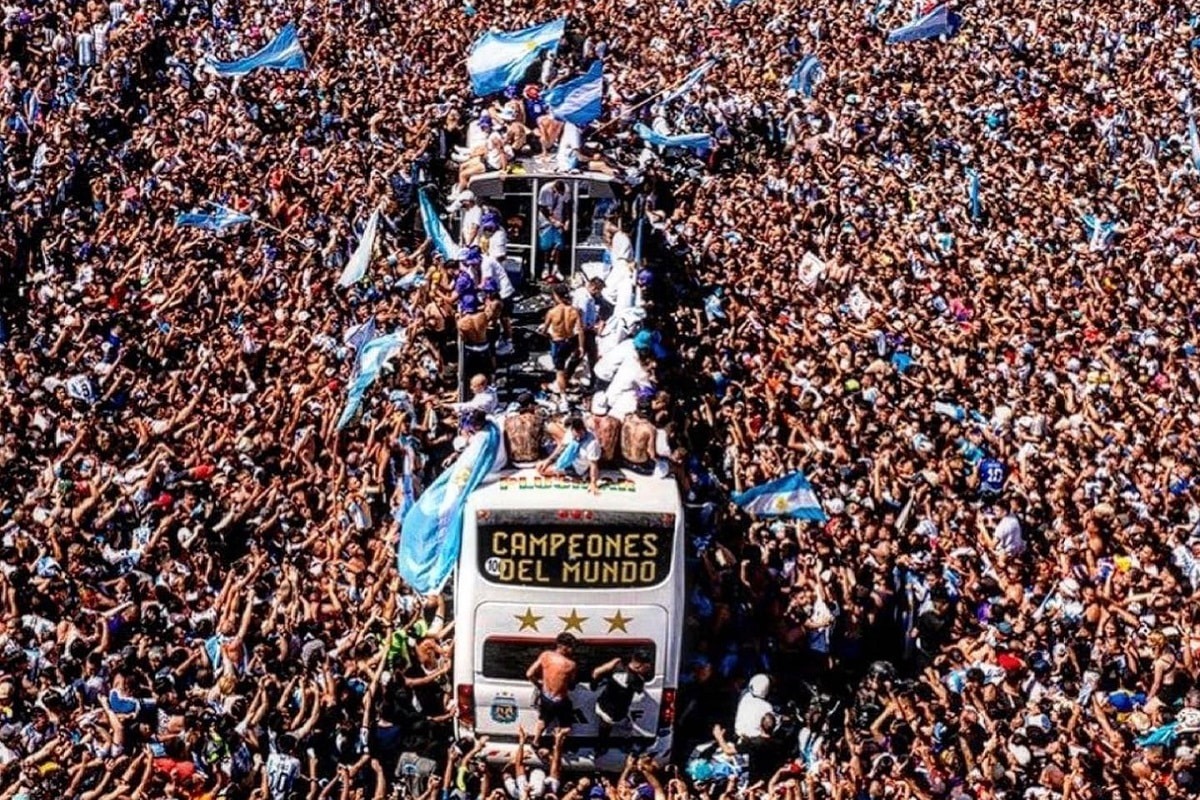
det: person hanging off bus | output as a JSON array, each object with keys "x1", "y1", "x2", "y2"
[
  {"x1": 590, "y1": 650, "x2": 653, "y2": 755},
  {"x1": 526, "y1": 632, "x2": 579, "y2": 742},
  {"x1": 538, "y1": 416, "x2": 601, "y2": 495}
]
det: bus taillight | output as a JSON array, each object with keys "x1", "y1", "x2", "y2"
[
  {"x1": 457, "y1": 684, "x2": 475, "y2": 728},
  {"x1": 658, "y1": 688, "x2": 676, "y2": 730}
]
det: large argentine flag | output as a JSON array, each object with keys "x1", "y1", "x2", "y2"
[
  {"x1": 398, "y1": 422, "x2": 502, "y2": 594},
  {"x1": 732, "y1": 471, "x2": 827, "y2": 522},
  {"x1": 886, "y1": 4, "x2": 956, "y2": 44},
  {"x1": 1189, "y1": 115, "x2": 1200, "y2": 173},
  {"x1": 634, "y1": 123, "x2": 713, "y2": 153},
  {"x1": 209, "y1": 23, "x2": 307, "y2": 77},
  {"x1": 545, "y1": 60, "x2": 604, "y2": 126},
  {"x1": 662, "y1": 60, "x2": 716, "y2": 103},
  {"x1": 467, "y1": 18, "x2": 565, "y2": 97}
]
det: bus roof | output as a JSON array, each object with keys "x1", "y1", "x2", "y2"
[
  {"x1": 466, "y1": 468, "x2": 681, "y2": 517},
  {"x1": 468, "y1": 164, "x2": 620, "y2": 201}
]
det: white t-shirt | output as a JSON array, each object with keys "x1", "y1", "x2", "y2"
[
  {"x1": 992, "y1": 514, "x2": 1026, "y2": 558},
  {"x1": 265, "y1": 752, "x2": 301, "y2": 800}
]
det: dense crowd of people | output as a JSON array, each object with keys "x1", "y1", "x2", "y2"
[{"x1": 3, "y1": 0, "x2": 1200, "y2": 797}]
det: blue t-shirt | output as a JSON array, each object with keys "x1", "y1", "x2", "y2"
[{"x1": 978, "y1": 458, "x2": 1007, "y2": 494}]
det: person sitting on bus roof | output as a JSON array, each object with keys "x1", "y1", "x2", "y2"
[
  {"x1": 503, "y1": 392, "x2": 546, "y2": 468},
  {"x1": 526, "y1": 633, "x2": 579, "y2": 742},
  {"x1": 590, "y1": 650, "x2": 653, "y2": 756},
  {"x1": 537, "y1": 416, "x2": 601, "y2": 495},
  {"x1": 586, "y1": 393, "x2": 622, "y2": 466},
  {"x1": 619, "y1": 397, "x2": 669, "y2": 479}
]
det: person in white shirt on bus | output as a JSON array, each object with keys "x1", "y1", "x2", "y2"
[
  {"x1": 537, "y1": 416, "x2": 601, "y2": 495},
  {"x1": 479, "y1": 217, "x2": 516, "y2": 355}
]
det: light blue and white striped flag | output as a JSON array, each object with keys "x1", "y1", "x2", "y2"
[
  {"x1": 789, "y1": 55, "x2": 823, "y2": 98},
  {"x1": 174, "y1": 206, "x2": 251, "y2": 231},
  {"x1": 966, "y1": 168, "x2": 981, "y2": 220},
  {"x1": 208, "y1": 22, "x2": 306, "y2": 77},
  {"x1": 336, "y1": 332, "x2": 406, "y2": 430},
  {"x1": 1189, "y1": 115, "x2": 1200, "y2": 172},
  {"x1": 343, "y1": 317, "x2": 377, "y2": 355},
  {"x1": 466, "y1": 18, "x2": 565, "y2": 97},
  {"x1": 398, "y1": 421, "x2": 502, "y2": 594},
  {"x1": 418, "y1": 188, "x2": 462, "y2": 262},
  {"x1": 732, "y1": 470, "x2": 827, "y2": 522},
  {"x1": 1081, "y1": 214, "x2": 1116, "y2": 252},
  {"x1": 887, "y1": 4, "x2": 954, "y2": 44},
  {"x1": 662, "y1": 60, "x2": 716, "y2": 103},
  {"x1": 337, "y1": 209, "x2": 380, "y2": 288},
  {"x1": 634, "y1": 123, "x2": 714, "y2": 154},
  {"x1": 545, "y1": 60, "x2": 604, "y2": 126}
]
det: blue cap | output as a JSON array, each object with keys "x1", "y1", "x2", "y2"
[{"x1": 463, "y1": 245, "x2": 482, "y2": 264}]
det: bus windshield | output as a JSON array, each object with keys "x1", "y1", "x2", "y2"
[{"x1": 475, "y1": 511, "x2": 675, "y2": 589}]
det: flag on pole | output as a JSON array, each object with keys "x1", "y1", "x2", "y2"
[
  {"x1": 886, "y1": 4, "x2": 956, "y2": 44},
  {"x1": 174, "y1": 206, "x2": 251, "y2": 231},
  {"x1": 466, "y1": 18, "x2": 565, "y2": 97},
  {"x1": 418, "y1": 188, "x2": 462, "y2": 262},
  {"x1": 337, "y1": 210, "x2": 380, "y2": 288},
  {"x1": 1189, "y1": 115, "x2": 1200, "y2": 172},
  {"x1": 732, "y1": 471, "x2": 827, "y2": 522},
  {"x1": 398, "y1": 421, "x2": 502, "y2": 594},
  {"x1": 789, "y1": 55, "x2": 823, "y2": 98},
  {"x1": 208, "y1": 22, "x2": 306, "y2": 77},
  {"x1": 336, "y1": 332, "x2": 406, "y2": 430},
  {"x1": 634, "y1": 123, "x2": 714, "y2": 154},
  {"x1": 966, "y1": 169, "x2": 981, "y2": 221},
  {"x1": 662, "y1": 60, "x2": 716, "y2": 103},
  {"x1": 545, "y1": 60, "x2": 604, "y2": 126}
]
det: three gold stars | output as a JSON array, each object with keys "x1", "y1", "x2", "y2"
[{"x1": 515, "y1": 607, "x2": 543, "y2": 632}]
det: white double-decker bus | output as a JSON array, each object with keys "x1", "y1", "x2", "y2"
[{"x1": 453, "y1": 468, "x2": 685, "y2": 770}]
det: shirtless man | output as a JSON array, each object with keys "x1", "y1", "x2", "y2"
[
  {"x1": 588, "y1": 393, "x2": 622, "y2": 465},
  {"x1": 526, "y1": 632, "x2": 578, "y2": 741},
  {"x1": 540, "y1": 284, "x2": 584, "y2": 396},
  {"x1": 504, "y1": 392, "x2": 545, "y2": 466},
  {"x1": 457, "y1": 295, "x2": 492, "y2": 394},
  {"x1": 620, "y1": 399, "x2": 659, "y2": 476}
]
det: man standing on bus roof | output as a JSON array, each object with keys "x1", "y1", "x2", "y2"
[
  {"x1": 526, "y1": 632, "x2": 579, "y2": 741},
  {"x1": 590, "y1": 650, "x2": 653, "y2": 755},
  {"x1": 540, "y1": 284, "x2": 584, "y2": 398}
]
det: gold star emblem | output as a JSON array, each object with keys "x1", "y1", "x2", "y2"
[
  {"x1": 603, "y1": 610, "x2": 633, "y2": 634},
  {"x1": 559, "y1": 609, "x2": 588, "y2": 633},
  {"x1": 515, "y1": 608, "x2": 543, "y2": 632}
]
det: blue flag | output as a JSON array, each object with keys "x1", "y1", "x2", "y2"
[
  {"x1": 467, "y1": 18, "x2": 565, "y2": 97},
  {"x1": 732, "y1": 471, "x2": 827, "y2": 522},
  {"x1": 418, "y1": 188, "x2": 462, "y2": 262},
  {"x1": 887, "y1": 4, "x2": 957, "y2": 44},
  {"x1": 789, "y1": 55, "x2": 823, "y2": 98},
  {"x1": 209, "y1": 23, "x2": 306, "y2": 77},
  {"x1": 545, "y1": 60, "x2": 604, "y2": 126},
  {"x1": 1189, "y1": 115, "x2": 1200, "y2": 172},
  {"x1": 175, "y1": 206, "x2": 251, "y2": 231},
  {"x1": 966, "y1": 169, "x2": 981, "y2": 220},
  {"x1": 634, "y1": 123, "x2": 714, "y2": 154},
  {"x1": 662, "y1": 60, "x2": 716, "y2": 103},
  {"x1": 336, "y1": 332, "x2": 406, "y2": 430},
  {"x1": 728, "y1": 0, "x2": 755, "y2": 7},
  {"x1": 398, "y1": 422, "x2": 501, "y2": 594},
  {"x1": 343, "y1": 317, "x2": 377, "y2": 354}
]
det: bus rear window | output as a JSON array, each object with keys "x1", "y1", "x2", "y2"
[
  {"x1": 476, "y1": 520, "x2": 673, "y2": 589},
  {"x1": 481, "y1": 637, "x2": 657, "y2": 681}
]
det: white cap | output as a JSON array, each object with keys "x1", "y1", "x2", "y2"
[
  {"x1": 748, "y1": 673, "x2": 770, "y2": 699},
  {"x1": 459, "y1": 189, "x2": 475, "y2": 202}
]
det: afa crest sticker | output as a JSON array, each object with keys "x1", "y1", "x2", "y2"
[{"x1": 490, "y1": 695, "x2": 518, "y2": 724}]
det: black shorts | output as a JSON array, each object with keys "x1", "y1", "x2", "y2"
[
  {"x1": 551, "y1": 339, "x2": 576, "y2": 371},
  {"x1": 502, "y1": 296, "x2": 514, "y2": 318},
  {"x1": 622, "y1": 459, "x2": 656, "y2": 476},
  {"x1": 537, "y1": 693, "x2": 574, "y2": 728}
]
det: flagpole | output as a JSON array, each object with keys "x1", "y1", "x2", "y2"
[{"x1": 204, "y1": 201, "x2": 308, "y2": 246}]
